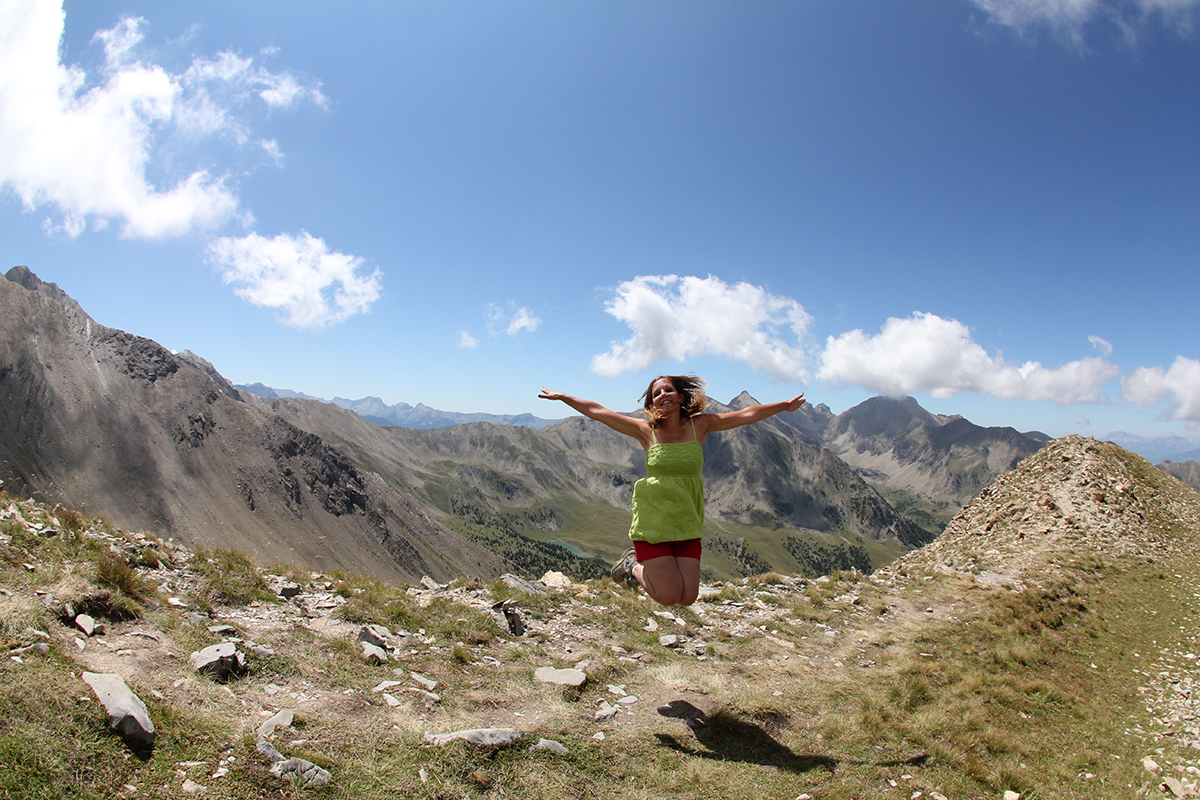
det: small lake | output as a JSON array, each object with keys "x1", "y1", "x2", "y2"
[{"x1": 549, "y1": 540, "x2": 587, "y2": 557}]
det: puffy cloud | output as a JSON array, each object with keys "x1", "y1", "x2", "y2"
[
  {"x1": 486, "y1": 303, "x2": 541, "y2": 336},
  {"x1": 210, "y1": 232, "x2": 382, "y2": 329},
  {"x1": 591, "y1": 275, "x2": 812, "y2": 382},
  {"x1": 971, "y1": 0, "x2": 1200, "y2": 43},
  {"x1": 0, "y1": 0, "x2": 322, "y2": 239},
  {"x1": 1121, "y1": 356, "x2": 1200, "y2": 425},
  {"x1": 457, "y1": 331, "x2": 479, "y2": 349},
  {"x1": 817, "y1": 312, "x2": 1120, "y2": 404}
]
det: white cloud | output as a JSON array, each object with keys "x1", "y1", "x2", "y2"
[
  {"x1": 0, "y1": 0, "x2": 322, "y2": 239},
  {"x1": 458, "y1": 331, "x2": 479, "y2": 349},
  {"x1": 506, "y1": 307, "x2": 541, "y2": 335},
  {"x1": 259, "y1": 139, "x2": 283, "y2": 165},
  {"x1": 590, "y1": 275, "x2": 812, "y2": 382},
  {"x1": 1089, "y1": 334, "x2": 1113, "y2": 357},
  {"x1": 817, "y1": 312, "x2": 1120, "y2": 404},
  {"x1": 971, "y1": 0, "x2": 1199, "y2": 43},
  {"x1": 1120, "y1": 356, "x2": 1200, "y2": 425},
  {"x1": 210, "y1": 232, "x2": 382, "y2": 329},
  {"x1": 486, "y1": 303, "x2": 542, "y2": 336}
]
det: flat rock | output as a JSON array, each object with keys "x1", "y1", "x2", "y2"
[
  {"x1": 258, "y1": 709, "x2": 294, "y2": 739},
  {"x1": 534, "y1": 666, "x2": 587, "y2": 687},
  {"x1": 423, "y1": 728, "x2": 528, "y2": 747},
  {"x1": 499, "y1": 573, "x2": 544, "y2": 595}
]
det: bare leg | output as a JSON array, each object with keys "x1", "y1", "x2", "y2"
[{"x1": 634, "y1": 556, "x2": 701, "y2": 607}]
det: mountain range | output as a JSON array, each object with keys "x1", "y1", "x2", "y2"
[
  {"x1": 236, "y1": 383, "x2": 565, "y2": 430},
  {"x1": 2, "y1": 264, "x2": 1137, "y2": 584}
]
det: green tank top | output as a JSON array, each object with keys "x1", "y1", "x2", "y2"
[{"x1": 628, "y1": 419, "x2": 704, "y2": 543}]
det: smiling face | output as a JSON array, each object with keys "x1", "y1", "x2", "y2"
[
  {"x1": 649, "y1": 378, "x2": 681, "y2": 414},
  {"x1": 639, "y1": 374, "x2": 707, "y2": 421}
]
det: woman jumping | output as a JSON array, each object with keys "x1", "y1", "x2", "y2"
[{"x1": 539, "y1": 375, "x2": 806, "y2": 606}]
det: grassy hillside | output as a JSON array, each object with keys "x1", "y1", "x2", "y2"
[{"x1": 0, "y1": 436, "x2": 1197, "y2": 799}]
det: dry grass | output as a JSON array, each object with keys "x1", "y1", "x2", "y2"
[{"x1": 0, "y1": 483, "x2": 1197, "y2": 799}]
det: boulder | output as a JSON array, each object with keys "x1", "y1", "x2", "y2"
[
  {"x1": 82, "y1": 672, "x2": 155, "y2": 745},
  {"x1": 540, "y1": 571, "x2": 571, "y2": 587},
  {"x1": 357, "y1": 624, "x2": 393, "y2": 649},
  {"x1": 189, "y1": 642, "x2": 247, "y2": 681}
]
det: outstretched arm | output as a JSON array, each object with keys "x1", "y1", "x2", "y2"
[
  {"x1": 539, "y1": 388, "x2": 650, "y2": 445},
  {"x1": 700, "y1": 394, "x2": 806, "y2": 436}
]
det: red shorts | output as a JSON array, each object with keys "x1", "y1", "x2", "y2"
[{"x1": 633, "y1": 538, "x2": 702, "y2": 562}]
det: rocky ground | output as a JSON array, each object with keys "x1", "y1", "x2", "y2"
[{"x1": 2, "y1": 435, "x2": 1199, "y2": 799}]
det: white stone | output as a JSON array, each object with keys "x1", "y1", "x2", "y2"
[
  {"x1": 360, "y1": 642, "x2": 388, "y2": 663},
  {"x1": 540, "y1": 571, "x2": 571, "y2": 587},
  {"x1": 423, "y1": 728, "x2": 527, "y2": 747},
  {"x1": 409, "y1": 671, "x2": 438, "y2": 691},
  {"x1": 82, "y1": 673, "x2": 155, "y2": 745},
  {"x1": 257, "y1": 709, "x2": 293, "y2": 740},
  {"x1": 371, "y1": 680, "x2": 405, "y2": 692},
  {"x1": 534, "y1": 666, "x2": 586, "y2": 687}
]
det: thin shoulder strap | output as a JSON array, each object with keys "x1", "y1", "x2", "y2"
[
  {"x1": 689, "y1": 417, "x2": 697, "y2": 440},
  {"x1": 650, "y1": 423, "x2": 658, "y2": 445}
]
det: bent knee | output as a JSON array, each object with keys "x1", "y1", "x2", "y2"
[{"x1": 647, "y1": 588, "x2": 684, "y2": 606}]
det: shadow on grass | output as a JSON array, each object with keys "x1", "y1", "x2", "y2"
[{"x1": 653, "y1": 701, "x2": 837, "y2": 775}]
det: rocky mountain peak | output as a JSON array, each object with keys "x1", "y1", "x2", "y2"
[
  {"x1": 883, "y1": 434, "x2": 1195, "y2": 584},
  {"x1": 836, "y1": 395, "x2": 939, "y2": 439},
  {"x1": 5, "y1": 265, "x2": 87, "y2": 317},
  {"x1": 727, "y1": 391, "x2": 759, "y2": 409}
]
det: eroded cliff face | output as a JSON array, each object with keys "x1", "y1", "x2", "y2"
[{"x1": 0, "y1": 267, "x2": 502, "y2": 584}]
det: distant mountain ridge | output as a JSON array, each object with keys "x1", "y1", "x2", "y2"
[
  {"x1": 1158, "y1": 460, "x2": 1200, "y2": 491},
  {"x1": 236, "y1": 383, "x2": 565, "y2": 430},
  {"x1": 1101, "y1": 431, "x2": 1200, "y2": 463}
]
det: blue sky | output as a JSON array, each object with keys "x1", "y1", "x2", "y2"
[{"x1": 2, "y1": 0, "x2": 1199, "y2": 442}]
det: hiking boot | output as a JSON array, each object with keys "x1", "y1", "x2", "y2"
[{"x1": 610, "y1": 548, "x2": 639, "y2": 588}]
